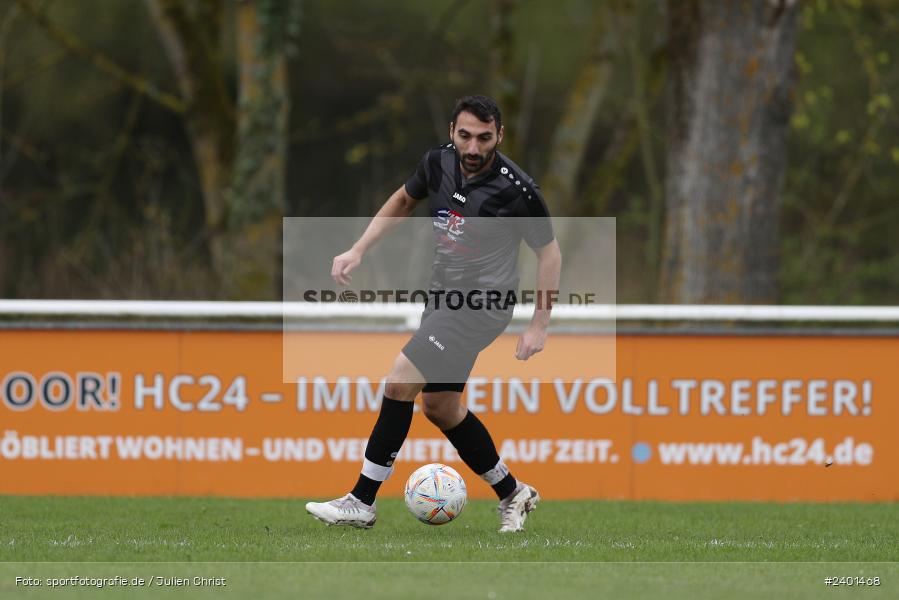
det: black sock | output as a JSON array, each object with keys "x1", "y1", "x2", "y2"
[
  {"x1": 442, "y1": 410, "x2": 517, "y2": 500},
  {"x1": 350, "y1": 396, "x2": 414, "y2": 505},
  {"x1": 349, "y1": 474, "x2": 381, "y2": 507}
]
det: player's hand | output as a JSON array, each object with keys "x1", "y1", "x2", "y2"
[
  {"x1": 331, "y1": 248, "x2": 362, "y2": 285},
  {"x1": 515, "y1": 326, "x2": 546, "y2": 360}
]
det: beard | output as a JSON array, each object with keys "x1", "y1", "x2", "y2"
[{"x1": 456, "y1": 143, "x2": 498, "y2": 174}]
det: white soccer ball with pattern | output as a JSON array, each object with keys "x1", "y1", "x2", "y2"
[{"x1": 404, "y1": 463, "x2": 467, "y2": 525}]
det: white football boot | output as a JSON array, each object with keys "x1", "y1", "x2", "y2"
[
  {"x1": 498, "y1": 482, "x2": 540, "y2": 533},
  {"x1": 305, "y1": 493, "x2": 377, "y2": 529}
]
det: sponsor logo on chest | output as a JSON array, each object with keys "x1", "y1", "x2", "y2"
[{"x1": 434, "y1": 209, "x2": 465, "y2": 237}]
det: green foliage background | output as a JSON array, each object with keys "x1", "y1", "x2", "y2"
[{"x1": 0, "y1": 0, "x2": 896, "y2": 303}]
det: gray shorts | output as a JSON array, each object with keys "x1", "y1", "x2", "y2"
[{"x1": 402, "y1": 298, "x2": 513, "y2": 390}]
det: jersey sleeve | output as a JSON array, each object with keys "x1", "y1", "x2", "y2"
[
  {"x1": 404, "y1": 150, "x2": 431, "y2": 200},
  {"x1": 514, "y1": 183, "x2": 555, "y2": 249}
]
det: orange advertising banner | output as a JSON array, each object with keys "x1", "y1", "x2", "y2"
[{"x1": 0, "y1": 328, "x2": 895, "y2": 501}]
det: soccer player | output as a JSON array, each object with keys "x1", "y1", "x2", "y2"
[{"x1": 306, "y1": 95, "x2": 562, "y2": 532}]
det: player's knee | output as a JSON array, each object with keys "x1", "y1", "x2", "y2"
[
  {"x1": 422, "y1": 402, "x2": 451, "y2": 429},
  {"x1": 385, "y1": 380, "x2": 418, "y2": 402},
  {"x1": 422, "y1": 397, "x2": 464, "y2": 430},
  {"x1": 384, "y1": 380, "x2": 405, "y2": 400}
]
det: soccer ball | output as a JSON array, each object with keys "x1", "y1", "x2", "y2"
[{"x1": 404, "y1": 463, "x2": 467, "y2": 525}]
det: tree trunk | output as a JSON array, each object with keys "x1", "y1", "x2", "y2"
[
  {"x1": 540, "y1": 3, "x2": 621, "y2": 216},
  {"x1": 226, "y1": 0, "x2": 293, "y2": 298},
  {"x1": 489, "y1": 0, "x2": 520, "y2": 160},
  {"x1": 660, "y1": 0, "x2": 798, "y2": 303},
  {"x1": 144, "y1": 0, "x2": 235, "y2": 286},
  {"x1": 146, "y1": 0, "x2": 295, "y2": 298}
]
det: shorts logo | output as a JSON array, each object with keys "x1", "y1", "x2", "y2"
[{"x1": 428, "y1": 335, "x2": 445, "y2": 351}]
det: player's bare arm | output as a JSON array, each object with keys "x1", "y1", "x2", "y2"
[
  {"x1": 516, "y1": 238, "x2": 562, "y2": 361},
  {"x1": 331, "y1": 185, "x2": 421, "y2": 285}
]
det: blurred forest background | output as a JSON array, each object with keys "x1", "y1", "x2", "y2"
[{"x1": 0, "y1": 0, "x2": 896, "y2": 304}]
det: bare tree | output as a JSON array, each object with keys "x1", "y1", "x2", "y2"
[
  {"x1": 16, "y1": 0, "x2": 298, "y2": 297},
  {"x1": 488, "y1": 0, "x2": 520, "y2": 160},
  {"x1": 144, "y1": 0, "x2": 235, "y2": 279},
  {"x1": 660, "y1": 0, "x2": 798, "y2": 303},
  {"x1": 146, "y1": 0, "x2": 298, "y2": 298},
  {"x1": 541, "y1": 2, "x2": 623, "y2": 216}
]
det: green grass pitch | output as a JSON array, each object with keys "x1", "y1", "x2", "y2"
[{"x1": 1, "y1": 496, "x2": 897, "y2": 599}]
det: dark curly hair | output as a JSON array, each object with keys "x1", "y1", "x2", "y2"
[{"x1": 450, "y1": 95, "x2": 502, "y2": 131}]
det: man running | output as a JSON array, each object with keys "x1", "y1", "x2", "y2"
[{"x1": 306, "y1": 95, "x2": 562, "y2": 532}]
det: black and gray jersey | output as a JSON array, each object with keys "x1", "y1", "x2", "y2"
[{"x1": 405, "y1": 144, "x2": 554, "y2": 292}]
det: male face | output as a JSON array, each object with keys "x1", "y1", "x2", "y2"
[{"x1": 450, "y1": 111, "x2": 504, "y2": 175}]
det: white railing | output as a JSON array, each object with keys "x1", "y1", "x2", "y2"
[{"x1": 1, "y1": 300, "x2": 898, "y2": 330}]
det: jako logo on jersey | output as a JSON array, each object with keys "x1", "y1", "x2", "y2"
[
  {"x1": 452, "y1": 192, "x2": 467, "y2": 204},
  {"x1": 428, "y1": 335, "x2": 445, "y2": 351}
]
